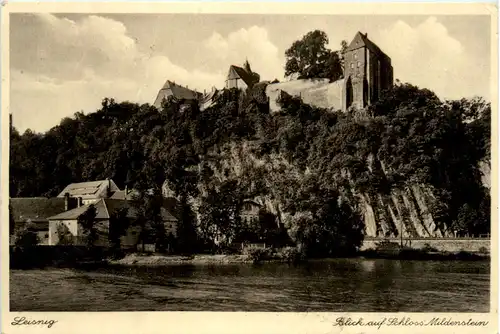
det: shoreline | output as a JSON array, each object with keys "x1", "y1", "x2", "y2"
[{"x1": 107, "y1": 250, "x2": 490, "y2": 267}]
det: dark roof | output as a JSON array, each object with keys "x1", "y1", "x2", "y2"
[
  {"x1": 153, "y1": 80, "x2": 203, "y2": 108},
  {"x1": 242, "y1": 199, "x2": 261, "y2": 207},
  {"x1": 57, "y1": 179, "x2": 120, "y2": 199},
  {"x1": 227, "y1": 65, "x2": 255, "y2": 87},
  {"x1": 109, "y1": 189, "x2": 140, "y2": 200},
  {"x1": 10, "y1": 197, "x2": 67, "y2": 223},
  {"x1": 48, "y1": 198, "x2": 178, "y2": 222},
  {"x1": 14, "y1": 221, "x2": 49, "y2": 231},
  {"x1": 345, "y1": 32, "x2": 389, "y2": 59}
]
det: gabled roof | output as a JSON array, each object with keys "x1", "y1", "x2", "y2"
[
  {"x1": 109, "y1": 189, "x2": 141, "y2": 200},
  {"x1": 10, "y1": 197, "x2": 68, "y2": 223},
  {"x1": 345, "y1": 32, "x2": 388, "y2": 59},
  {"x1": 48, "y1": 198, "x2": 178, "y2": 222},
  {"x1": 57, "y1": 179, "x2": 120, "y2": 199},
  {"x1": 226, "y1": 65, "x2": 255, "y2": 87},
  {"x1": 153, "y1": 80, "x2": 203, "y2": 109}
]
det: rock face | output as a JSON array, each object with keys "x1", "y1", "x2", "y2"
[
  {"x1": 185, "y1": 140, "x2": 490, "y2": 238},
  {"x1": 358, "y1": 186, "x2": 452, "y2": 238}
]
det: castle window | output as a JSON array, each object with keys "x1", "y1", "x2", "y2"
[
  {"x1": 357, "y1": 61, "x2": 361, "y2": 67},
  {"x1": 350, "y1": 63, "x2": 354, "y2": 69},
  {"x1": 354, "y1": 53, "x2": 358, "y2": 60}
]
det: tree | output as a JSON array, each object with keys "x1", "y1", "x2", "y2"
[
  {"x1": 14, "y1": 223, "x2": 39, "y2": 248},
  {"x1": 78, "y1": 204, "x2": 98, "y2": 248},
  {"x1": 284, "y1": 30, "x2": 343, "y2": 81},
  {"x1": 56, "y1": 223, "x2": 75, "y2": 245},
  {"x1": 108, "y1": 207, "x2": 131, "y2": 251},
  {"x1": 339, "y1": 39, "x2": 348, "y2": 74},
  {"x1": 175, "y1": 195, "x2": 200, "y2": 254},
  {"x1": 9, "y1": 203, "x2": 15, "y2": 236},
  {"x1": 131, "y1": 188, "x2": 167, "y2": 253},
  {"x1": 198, "y1": 180, "x2": 242, "y2": 250}
]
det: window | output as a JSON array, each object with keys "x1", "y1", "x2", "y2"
[
  {"x1": 357, "y1": 61, "x2": 361, "y2": 67},
  {"x1": 350, "y1": 63, "x2": 354, "y2": 69},
  {"x1": 354, "y1": 53, "x2": 358, "y2": 60},
  {"x1": 44, "y1": 234, "x2": 49, "y2": 239},
  {"x1": 131, "y1": 231, "x2": 137, "y2": 235}
]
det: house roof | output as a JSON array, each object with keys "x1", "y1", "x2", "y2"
[
  {"x1": 57, "y1": 179, "x2": 120, "y2": 199},
  {"x1": 226, "y1": 65, "x2": 255, "y2": 87},
  {"x1": 14, "y1": 221, "x2": 49, "y2": 231},
  {"x1": 242, "y1": 199, "x2": 261, "y2": 207},
  {"x1": 345, "y1": 32, "x2": 389, "y2": 59},
  {"x1": 153, "y1": 80, "x2": 203, "y2": 109},
  {"x1": 48, "y1": 198, "x2": 178, "y2": 222},
  {"x1": 10, "y1": 197, "x2": 67, "y2": 223},
  {"x1": 109, "y1": 189, "x2": 141, "y2": 200}
]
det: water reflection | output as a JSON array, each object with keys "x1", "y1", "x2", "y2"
[{"x1": 10, "y1": 259, "x2": 490, "y2": 312}]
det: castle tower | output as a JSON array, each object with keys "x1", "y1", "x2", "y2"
[{"x1": 343, "y1": 32, "x2": 393, "y2": 110}]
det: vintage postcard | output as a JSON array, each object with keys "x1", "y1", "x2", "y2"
[{"x1": 1, "y1": 2, "x2": 498, "y2": 334}]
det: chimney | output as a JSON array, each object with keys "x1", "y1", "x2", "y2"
[
  {"x1": 64, "y1": 192, "x2": 70, "y2": 211},
  {"x1": 106, "y1": 178, "x2": 112, "y2": 198}
]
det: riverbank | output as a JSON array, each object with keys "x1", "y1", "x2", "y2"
[
  {"x1": 108, "y1": 250, "x2": 489, "y2": 267},
  {"x1": 109, "y1": 254, "x2": 254, "y2": 266},
  {"x1": 10, "y1": 245, "x2": 490, "y2": 269}
]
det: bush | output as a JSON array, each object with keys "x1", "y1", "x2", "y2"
[
  {"x1": 478, "y1": 246, "x2": 489, "y2": 254},
  {"x1": 422, "y1": 243, "x2": 439, "y2": 252},
  {"x1": 275, "y1": 247, "x2": 304, "y2": 263},
  {"x1": 243, "y1": 246, "x2": 273, "y2": 264},
  {"x1": 14, "y1": 227, "x2": 39, "y2": 248}
]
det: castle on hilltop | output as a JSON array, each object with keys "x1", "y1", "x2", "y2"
[
  {"x1": 343, "y1": 32, "x2": 393, "y2": 109},
  {"x1": 153, "y1": 31, "x2": 393, "y2": 112}
]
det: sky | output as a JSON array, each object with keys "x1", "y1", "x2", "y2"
[{"x1": 10, "y1": 13, "x2": 491, "y2": 133}]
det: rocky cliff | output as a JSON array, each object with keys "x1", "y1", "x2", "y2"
[{"x1": 182, "y1": 140, "x2": 490, "y2": 238}]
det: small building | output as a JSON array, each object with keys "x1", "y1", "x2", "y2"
[
  {"x1": 153, "y1": 80, "x2": 203, "y2": 109},
  {"x1": 240, "y1": 199, "x2": 261, "y2": 225},
  {"x1": 47, "y1": 198, "x2": 178, "y2": 249},
  {"x1": 57, "y1": 179, "x2": 121, "y2": 205},
  {"x1": 10, "y1": 196, "x2": 79, "y2": 245},
  {"x1": 225, "y1": 60, "x2": 260, "y2": 90}
]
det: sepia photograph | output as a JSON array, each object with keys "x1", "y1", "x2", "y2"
[{"x1": 3, "y1": 3, "x2": 496, "y2": 321}]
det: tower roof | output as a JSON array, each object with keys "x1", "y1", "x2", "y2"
[
  {"x1": 226, "y1": 65, "x2": 255, "y2": 87},
  {"x1": 345, "y1": 32, "x2": 388, "y2": 59}
]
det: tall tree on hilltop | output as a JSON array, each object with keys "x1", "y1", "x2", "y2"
[
  {"x1": 284, "y1": 30, "x2": 343, "y2": 81},
  {"x1": 339, "y1": 39, "x2": 349, "y2": 75}
]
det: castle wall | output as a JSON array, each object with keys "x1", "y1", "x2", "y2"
[{"x1": 266, "y1": 79, "x2": 344, "y2": 112}]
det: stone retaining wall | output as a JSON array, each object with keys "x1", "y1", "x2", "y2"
[{"x1": 360, "y1": 238, "x2": 490, "y2": 253}]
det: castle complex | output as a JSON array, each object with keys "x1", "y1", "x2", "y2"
[{"x1": 153, "y1": 32, "x2": 393, "y2": 112}]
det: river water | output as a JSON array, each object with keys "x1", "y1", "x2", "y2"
[{"x1": 10, "y1": 259, "x2": 490, "y2": 312}]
